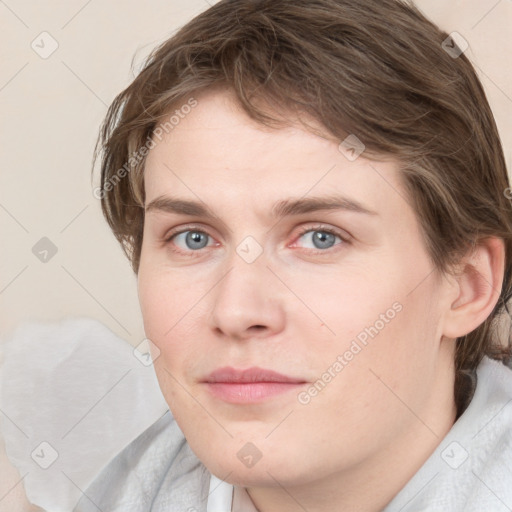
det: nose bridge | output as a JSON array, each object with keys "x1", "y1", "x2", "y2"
[
  {"x1": 209, "y1": 246, "x2": 285, "y2": 338},
  {"x1": 215, "y1": 249, "x2": 271, "y2": 314}
]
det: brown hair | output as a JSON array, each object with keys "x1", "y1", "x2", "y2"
[{"x1": 94, "y1": 0, "x2": 512, "y2": 416}]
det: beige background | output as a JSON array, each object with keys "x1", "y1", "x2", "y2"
[
  {"x1": 0, "y1": 1, "x2": 511, "y2": 510},
  {"x1": 1, "y1": 0, "x2": 511, "y2": 348}
]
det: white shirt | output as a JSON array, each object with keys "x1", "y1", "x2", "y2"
[{"x1": 208, "y1": 475, "x2": 259, "y2": 511}]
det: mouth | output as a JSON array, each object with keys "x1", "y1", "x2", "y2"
[{"x1": 202, "y1": 366, "x2": 307, "y2": 404}]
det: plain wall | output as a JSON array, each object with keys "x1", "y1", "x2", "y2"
[{"x1": 1, "y1": 0, "x2": 511, "y2": 347}]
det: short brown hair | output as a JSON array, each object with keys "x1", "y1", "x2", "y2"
[{"x1": 94, "y1": 0, "x2": 512, "y2": 415}]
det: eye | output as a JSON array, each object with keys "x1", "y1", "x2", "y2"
[
  {"x1": 293, "y1": 226, "x2": 347, "y2": 251},
  {"x1": 169, "y1": 229, "x2": 214, "y2": 251}
]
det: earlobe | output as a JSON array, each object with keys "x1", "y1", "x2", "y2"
[{"x1": 443, "y1": 237, "x2": 505, "y2": 339}]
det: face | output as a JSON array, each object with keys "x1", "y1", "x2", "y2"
[{"x1": 138, "y1": 89, "x2": 455, "y2": 491}]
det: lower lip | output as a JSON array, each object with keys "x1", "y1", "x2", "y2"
[{"x1": 205, "y1": 382, "x2": 305, "y2": 403}]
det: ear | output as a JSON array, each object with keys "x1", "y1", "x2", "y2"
[{"x1": 442, "y1": 237, "x2": 505, "y2": 339}]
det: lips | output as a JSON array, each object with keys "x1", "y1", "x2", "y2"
[
  {"x1": 204, "y1": 366, "x2": 306, "y2": 384},
  {"x1": 202, "y1": 367, "x2": 307, "y2": 404}
]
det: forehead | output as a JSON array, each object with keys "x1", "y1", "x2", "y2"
[{"x1": 143, "y1": 89, "x2": 408, "y2": 220}]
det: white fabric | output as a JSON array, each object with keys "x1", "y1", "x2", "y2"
[
  {"x1": 0, "y1": 317, "x2": 169, "y2": 511},
  {"x1": 1, "y1": 317, "x2": 511, "y2": 511},
  {"x1": 208, "y1": 475, "x2": 259, "y2": 512},
  {"x1": 382, "y1": 356, "x2": 512, "y2": 511},
  {"x1": 232, "y1": 485, "x2": 260, "y2": 511},
  {"x1": 207, "y1": 474, "x2": 234, "y2": 511}
]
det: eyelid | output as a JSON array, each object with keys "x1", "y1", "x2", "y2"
[{"x1": 164, "y1": 223, "x2": 216, "y2": 242}]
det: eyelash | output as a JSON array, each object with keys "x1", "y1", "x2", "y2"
[{"x1": 163, "y1": 224, "x2": 350, "y2": 258}]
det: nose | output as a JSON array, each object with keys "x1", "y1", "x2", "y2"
[{"x1": 209, "y1": 253, "x2": 286, "y2": 341}]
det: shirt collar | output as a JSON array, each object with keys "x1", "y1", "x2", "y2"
[{"x1": 207, "y1": 474, "x2": 259, "y2": 511}]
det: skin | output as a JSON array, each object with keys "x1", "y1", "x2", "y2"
[
  {"x1": 138, "y1": 88, "x2": 504, "y2": 511},
  {"x1": 0, "y1": 436, "x2": 44, "y2": 512}
]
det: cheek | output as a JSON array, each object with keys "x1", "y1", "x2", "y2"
[
  {"x1": 291, "y1": 250, "x2": 440, "y2": 396},
  {"x1": 138, "y1": 266, "x2": 201, "y2": 424},
  {"x1": 138, "y1": 264, "x2": 192, "y2": 383},
  {"x1": 138, "y1": 260, "x2": 197, "y2": 342},
  {"x1": 138, "y1": 275, "x2": 170, "y2": 344},
  {"x1": 137, "y1": 259, "x2": 217, "y2": 399},
  {"x1": 281, "y1": 258, "x2": 402, "y2": 350},
  {"x1": 286, "y1": 294, "x2": 440, "y2": 460}
]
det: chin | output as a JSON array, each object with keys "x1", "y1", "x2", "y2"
[{"x1": 198, "y1": 444, "x2": 312, "y2": 488}]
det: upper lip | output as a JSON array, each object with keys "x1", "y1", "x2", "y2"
[{"x1": 203, "y1": 366, "x2": 306, "y2": 384}]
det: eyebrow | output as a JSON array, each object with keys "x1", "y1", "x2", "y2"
[
  {"x1": 272, "y1": 195, "x2": 377, "y2": 217},
  {"x1": 145, "y1": 194, "x2": 378, "y2": 219}
]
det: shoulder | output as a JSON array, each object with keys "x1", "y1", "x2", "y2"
[
  {"x1": 466, "y1": 357, "x2": 512, "y2": 472},
  {"x1": 472, "y1": 356, "x2": 512, "y2": 440},
  {"x1": 384, "y1": 357, "x2": 512, "y2": 512}
]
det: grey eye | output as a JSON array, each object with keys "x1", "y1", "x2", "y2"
[
  {"x1": 312, "y1": 231, "x2": 336, "y2": 249},
  {"x1": 174, "y1": 231, "x2": 210, "y2": 250},
  {"x1": 298, "y1": 230, "x2": 340, "y2": 250}
]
